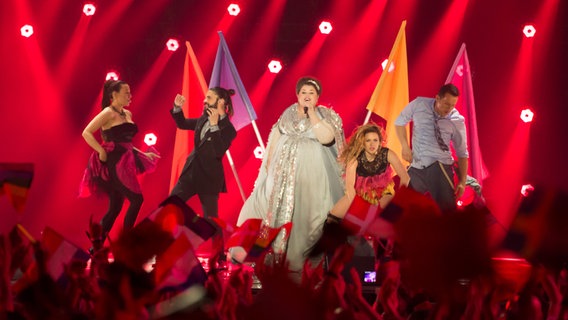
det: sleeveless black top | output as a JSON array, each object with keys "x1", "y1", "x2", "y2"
[
  {"x1": 101, "y1": 122, "x2": 138, "y2": 143},
  {"x1": 356, "y1": 147, "x2": 389, "y2": 177}
]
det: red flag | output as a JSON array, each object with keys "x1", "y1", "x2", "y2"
[
  {"x1": 366, "y1": 187, "x2": 441, "y2": 240},
  {"x1": 342, "y1": 195, "x2": 380, "y2": 235},
  {"x1": 445, "y1": 43, "x2": 489, "y2": 183},
  {"x1": 169, "y1": 41, "x2": 208, "y2": 192},
  {"x1": 0, "y1": 163, "x2": 34, "y2": 213},
  {"x1": 145, "y1": 196, "x2": 217, "y2": 250},
  {"x1": 211, "y1": 217, "x2": 236, "y2": 243},
  {"x1": 226, "y1": 219, "x2": 292, "y2": 262},
  {"x1": 154, "y1": 232, "x2": 207, "y2": 292}
]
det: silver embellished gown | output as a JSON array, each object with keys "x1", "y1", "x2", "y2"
[{"x1": 236, "y1": 104, "x2": 345, "y2": 272}]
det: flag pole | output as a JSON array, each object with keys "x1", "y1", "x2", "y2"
[
  {"x1": 363, "y1": 109, "x2": 372, "y2": 124},
  {"x1": 251, "y1": 120, "x2": 265, "y2": 151},
  {"x1": 225, "y1": 150, "x2": 246, "y2": 202}
]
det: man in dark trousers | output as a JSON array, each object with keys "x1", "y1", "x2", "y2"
[
  {"x1": 170, "y1": 87, "x2": 237, "y2": 218},
  {"x1": 395, "y1": 83, "x2": 469, "y2": 212}
]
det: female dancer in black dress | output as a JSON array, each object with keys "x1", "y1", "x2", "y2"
[{"x1": 80, "y1": 80, "x2": 159, "y2": 237}]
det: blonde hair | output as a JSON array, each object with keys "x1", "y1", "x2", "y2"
[{"x1": 339, "y1": 122, "x2": 386, "y2": 166}]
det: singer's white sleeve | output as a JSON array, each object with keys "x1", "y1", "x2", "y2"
[{"x1": 312, "y1": 119, "x2": 335, "y2": 144}]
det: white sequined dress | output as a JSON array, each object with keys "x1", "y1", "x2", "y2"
[{"x1": 235, "y1": 104, "x2": 345, "y2": 272}]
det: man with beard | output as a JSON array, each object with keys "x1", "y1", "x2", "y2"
[{"x1": 169, "y1": 87, "x2": 237, "y2": 219}]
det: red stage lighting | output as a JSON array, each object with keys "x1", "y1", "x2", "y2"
[
  {"x1": 319, "y1": 21, "x2": 332, "y2": 34},
  {"x1": 520, "y1": 184, "x2": 534, "y2": 197},
  {"x1": 523, "y1": 24, "x2": 536, "y2": 38},
  {"x1": 227, "y1": 4, "x2": 241, "y2": 16},
  {"x1": 166, "y1": 39, "x2": 179, "y2": 52},
  {"x1": 520, "y1": 108, "x2": 534, "y2": 123},
  {"x1": 253, "y1": 146, "x2": 264, "y2": 159},
  {"x1": 381, "y1": 59, "x2": 395, "y2": 72},
  {"x1": 144, "y1": 133, "x2": 157, "y2": 146},
  {"x1": 83, "y1": 3, "x2": 96, "y2": 16},
  {"x1": 20, "y1": 25, "x2": 34, "y2": 38},
  {"x1": 105, "y1": 71, "x2": 119, "y2": 81},
  {"x1": 268, "y1": 60, "x2": 282, "y2": 73}
]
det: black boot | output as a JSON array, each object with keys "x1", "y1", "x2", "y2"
[{"x1": 308, "y1": 213, "x2": 351, "y2": 258}]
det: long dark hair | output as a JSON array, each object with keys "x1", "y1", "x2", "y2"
[
  {"x1": 101, "y1": 80, "x2": 126, "y2": 110},
  {"x1": 210, "y1": 87, "x2": 235, "y2": 117}
]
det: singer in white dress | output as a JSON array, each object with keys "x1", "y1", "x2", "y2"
[{"x1": 231, "y1": 77, "x2": 345, "y2": 275}]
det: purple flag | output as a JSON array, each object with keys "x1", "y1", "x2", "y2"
[
  {"x1": 210, "y1": 31, "x2": 257, "y2": 131},
  {"x1": 445, "y1": 43, "x2": 489, "y2": 183}
]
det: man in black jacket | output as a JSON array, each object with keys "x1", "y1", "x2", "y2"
[{"x1": 169, "y1": 87, "x2": 237, "y2": 219}]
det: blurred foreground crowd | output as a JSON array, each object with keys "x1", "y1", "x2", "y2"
[{"x1": 1, "y1": 186, "x2": 568, "y2": 320}]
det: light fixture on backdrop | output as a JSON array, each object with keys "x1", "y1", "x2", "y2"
[
  {"x1": 520, "y1": 108, "x2": 534, "y2": 123},
  {"x1": 83, "y1": 3, "x2": 96, "y2": 16},
  {"x1": 20, "y1": 25, "x2": 34, "y2": 38},
  {"x1": 144, "y1": 133, "x2": 157, "y2": 146},
  {"x1": 521, "y1": 184, "x2": 534, "y2": 197},
  {"x1": 105, "y1": 71, "x2": 120, "y2": 81},
  {"x1": 268, "y1": 60, "x2": 282, "y2": 74},
  {"x1": 523, "y1": 24, "x2": 536, "y2": 38},
  {"x1": 227, "y1": 4, "x2": 241, "y2": 16},
  {"x1": 253, "y1": 146, "x2": 264, "y2": 160},
  {"x1": 166, "y1": 39, "x2": 179, "y2": 52},
  {"x1": 319, "y1": 21, "x2": 332, "y2": 34}
]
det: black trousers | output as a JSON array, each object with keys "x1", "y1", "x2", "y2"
[
  {"x1": 170, "y1": 176, "x2": 219, "y2": 219},
  {"x1": 408, "y1": 161, "x2": 457, "y2": 212},
  {"x1": 99, "y1": 157, "x2": 143, "y2": 236},
  {"x1": 170, "y1": 174, "x2": 224, "y2": 256}
]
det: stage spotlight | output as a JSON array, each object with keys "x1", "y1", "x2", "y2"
[
  {"x1": 253, "y1": 146, "x2": 264, "y2": 159},
  {"x1": 228, "y1": 4, "x2": 240, "y2": 16},
  {"x1": 520, "y1": 184, "x2": 534, "y2": 197},
  {"x1": 83, "y1": 3, "x2": 96, "y2": 16},
  {"x1": 520, "y1": 108, "x2": 534, "y2": 123},
  {"x1": 166, "y1": 39, "x2": 179, "y2": 52},
  {"x1": 523, "y1": 24, "x2": 536, "y2": 38},
  {"x1": 268, "y1": 60, "x2": 282, "y2": 74},
  {"x1": 381, "y1": 59, "x2": 395, "y2": 72},
  {"x1": 105, "y1": 71, "x2": 119, "y2": 81},
  {"x1": 20, "y1": 25, "x2": 34, "y2": 38},
  {"x1": 319, "y1": 21, "x2": 332, "y2": 34},
  {"x1": 144, "y1": 133, "x2": 157, "y2": 146}
]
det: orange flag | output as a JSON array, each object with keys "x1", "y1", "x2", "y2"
[
  {"x1": 169, "y1": 42, "x2": 208, "y2": 192},
  {"x1": 365, "y1": 21, "x2": 409, "y2": 159}
]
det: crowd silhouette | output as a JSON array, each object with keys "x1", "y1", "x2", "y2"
[{"x1": 2, "y1": 185, "x2": 568, "y2": 320}]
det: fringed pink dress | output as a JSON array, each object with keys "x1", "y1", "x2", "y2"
[
  {"x1": 79, "y1": 122, "x2": 158, "y2": 197},
  {"x1": 354, "y1": 147, "x2": 395, "y2": 205}
]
